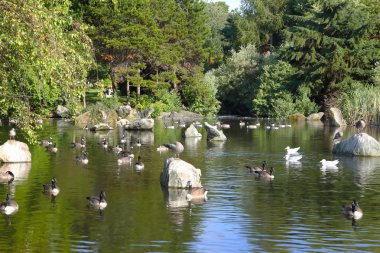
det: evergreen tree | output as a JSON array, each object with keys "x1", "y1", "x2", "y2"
[{"x1": 281, "y1": 0, "x2": 380, "y2": 106}]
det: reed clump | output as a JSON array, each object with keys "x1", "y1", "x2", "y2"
[{"x1": 339, "y1": 86, "x2": 380, "y2": 125}]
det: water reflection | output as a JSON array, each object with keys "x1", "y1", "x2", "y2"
[
  {"x1": 124, "y1": 130, "x2": 154, "y2": 146},
  {"x1": 339, "y1": 156, "x2": 380, "y2": 185},
  {"x1": 0, "y1": 162, "x2": 31, "y2": 181}
]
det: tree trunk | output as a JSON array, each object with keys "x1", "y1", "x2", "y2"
[
  {"x1": 137, "y1": 69, "x2": 141, "y2": 102},
  {"x1": 126, "y1": 79, "x2": 130, "y2": 103}
]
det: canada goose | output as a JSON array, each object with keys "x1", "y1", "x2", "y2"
[
  {"x1": 355, "y1": 119, "x2": 366, "y2": 133},
  {"x1": 40, "y1": 137, "x2": 53, "y2": 147},
  {"x1": 100, "y1": 138, "x2": 108, "y2": 149},
  {"x1": 255, "y1": 167, "x2": 275, "y2": 179},
  {"x1": 46, "y1": 143, "x2": 58, "y2": 153},
  {"x1": 86, "y1": 191, "x2": 107, "y2": 209},
  {"x1": 342, "y1": 200, "x2": 363, "y2": 220},
  {"x1": 43, "y1": 177, "x2": 60, "y2": 196},
  {"x1": 247, "y1": 124, "x2": 257, "y2": 129},
  {"x1": 136, "y1": 139, "x2": 142, "y2": 147},
  {"x1": 9, "y1": 128, "x2": 16, "y2": 140},
  {"x1": 120, "y1": 134, "x2": 127, "y2": 144},
  {"x1": 72, "y1": 137, "x2": 86, "y2": 149},
  {"x1": 134, "y1": 156, "x2": 144, "y2": 171},
  {"x1": 120, "y1": 146, "x2": 134, "y2": 158},
  {"x1": 163, "y1": 141, "x2": 184, "y2": 158},
  {"x1": 285, "y1": 146, "x2": 300, "y2": 155},
  {"x1": 111, "y1": 145, "x2": 123, "y2": 154},
  {"x1": 246, "y1": 161, "x2": 267, "y2": 173},
  {"x1": 284, "y1": 154, "x2": 302, "y2": 162},
  {"x1": 185, "y1": 181, "x2": 208, "y2": 201},
  {"x1": 76, "y1": 150, "x2": 89, "y2": 164},
  {"x1": 239, "y1": 121, "x2": 245, "y2": 127},
  {"x1": 0, "y1": 171, "x2": 14, "y2": 183},
  {"x1": 320, "y1": 159, "x2": 339, "y2": 167},
  {"x1": 117, "y1": 156, "x2": 132, "y2": 165},
  {"x1": 0, "y1": 194, "x2": 19, "y2": 215}
]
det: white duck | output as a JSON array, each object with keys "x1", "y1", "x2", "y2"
[
  {"x1": 285, "y1": 146, "x2": 300, "y2": 155},
  {"x1": 320, "y1": 159, "x2": 339, "y2": 167},
  {"x1": 284, "y1": 154, "x2": 302, "y2": 162}
]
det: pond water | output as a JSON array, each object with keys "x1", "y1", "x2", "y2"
[{"x1": 0, "y1": 118, "x2": 380, "y2": 252}]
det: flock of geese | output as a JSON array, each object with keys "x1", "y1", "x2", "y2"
[
  {"x1": 1, "y1": 118, "x2": 366, "y2": 221},
  {"x1": 0, "y1": 125, "x2": 202, "y2": 215}
]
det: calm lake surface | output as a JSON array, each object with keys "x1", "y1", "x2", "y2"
[{"x1": 1, "y1": 118, "x2": 380, "y2": 253}]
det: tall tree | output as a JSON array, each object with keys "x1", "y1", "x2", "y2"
[
  {"x1": 0, "y1": 0, "x2": 93, "y2": 140},
  {"x1": 281, "y1": 0, "x2": 380, "y2": 106},
  {"x1": 204, "y1": 1, "x2": 229, "y2": 70}
]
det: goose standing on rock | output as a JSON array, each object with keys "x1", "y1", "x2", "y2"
[
  {"x1": 43, "y1": 177, "x2": 60, "y2": 196},
  {"x1": 342, "y1": 200, "x2": 363, "y2": 220},
  {"x1": 0, "y1": 194, "x2": 19, "y2": 215},
  {"x1": 86, "y1": 191, "x2": 107, "y2": 210},
  {"x1": 163, "y1": 141, "x2": 184, "y2": 158},
  {"x1": 9, "y1": 128, "x2": 16, "y2": 140},
  {"x1": 355, "y1": 119, "x2": 366, "y2": 133}
]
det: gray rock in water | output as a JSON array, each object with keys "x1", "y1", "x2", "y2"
[
  {"x1": 160, "y1": 158, "x2": 202, "y2": 188},
  {"x1": 307, "y1": 112, "x2": 324, "y2": 121},
  {"x1": 75, "y1": 109, "x2": 118, "y2": 129},
  {"x1": 324, "y1": 107, "x2": 346, "y2": 126},
  {"x1": 125, "y1": 118, "x2": 154, "y2": 130},
  {"x1": 332, "y1": 133, "x2": 380, "y2": 156},
  {"x1": 0, "y1": 140, "x2": 32, "y2": 162},
  {"x1": 184, "y1": 124, "x2": 202, "y2": 138},
  {"x1": 56, "y1": 105, "x2": 70, "y2": 118},
  {"x1": 204, "y1": 122, "x2": 227, "y2": 141}
]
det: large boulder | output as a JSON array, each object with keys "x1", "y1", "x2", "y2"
[
  {"x1": 332, "y1": 133, "x2": 380, "y2": 156},
  {"x1": 0, "y1": 140, "x2": 32, "y2": 162},
  {"x1": 160, "y1": 158, "x2": 202, "y2": 188},
  {"x1": 204, "y1": 122, "x2": 227, "y2": 141},
  {"x1": 324, "y1": 107, "x2": 346, "y2": 127},
  {"x1": 75, "y1": 109, "x2": 118, "y2": 129},
  {"x1": 0, "y1": 162, "x2": 31, "y2": 180},
  {"x1": 125, "y1": 118, "x2": 154, "y2": 130},
  {"x1": 159, "y1": 110, "x2": 204, "y2": 122},
  {"x1": 184, "y1": 124, "x2": 202, "y2": 138},
  {"x1": 56, "y1": 105, "x2": 70, "y2": 118},
  {"x1": 307, "y1": 112, "x2": 324, "y2": 121}
]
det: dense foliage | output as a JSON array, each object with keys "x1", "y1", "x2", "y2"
[
  {"x1": 0, "y1": 0, "x2": 94, "y2": 140},
  {"x1": 1, "y1": 0, "x2": 380, "y2": 139}
]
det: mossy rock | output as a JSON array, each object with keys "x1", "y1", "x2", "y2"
[
  {"x1": 288, "y1": 113, "x2": 306, "y2": 121},
  {"x1": 75, "y1": 109, "x2": 118, "y2": 129}
]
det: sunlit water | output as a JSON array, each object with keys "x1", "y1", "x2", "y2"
[{"x1": 0, "y1": 118, "x2": 380, "y2": 252}]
